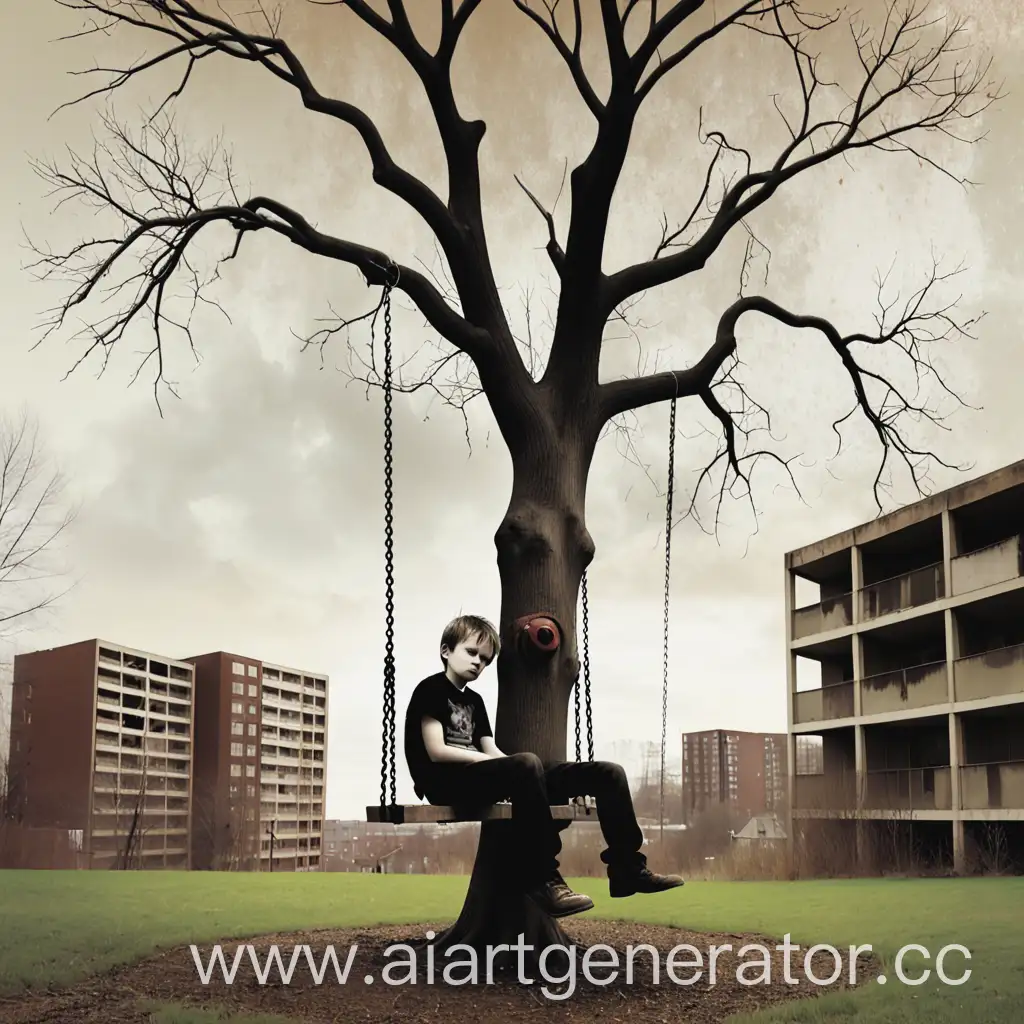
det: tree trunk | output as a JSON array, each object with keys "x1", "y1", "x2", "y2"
[{"x1": 436, "y1": 415, "x2": 598, "y2": 971}]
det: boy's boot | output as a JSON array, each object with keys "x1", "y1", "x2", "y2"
[
  {"x1": 526, "y1": 871, "x2": 595, "y2": 918},
  {"x1": 605, "y1": 853, "x2": 685, "y2": 898}
]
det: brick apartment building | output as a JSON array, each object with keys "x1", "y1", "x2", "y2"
[
  {"x1": 4, "y1": 639, "x2": 327, "y2": 871},
  {"x1": 188, "y1": 652, "x2": 327, "y2": 872},
  {"x1": 680, "y1": 729, "x2": 790, "y2": 825},
  {"x1": 787, "y1": 458, "x2": 1024, "y2": 873},
  {"x1": 6, "y1": 639, "x2": 195, "y2": 868}
]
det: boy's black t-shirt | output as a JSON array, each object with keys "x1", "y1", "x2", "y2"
[{"x1": 404, "y1": 671, "x2": 492, "y2": 798}]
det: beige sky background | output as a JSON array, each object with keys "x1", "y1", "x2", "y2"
[{"x1": 2, "y1": 0, "x2": 1022, "y2": 818}]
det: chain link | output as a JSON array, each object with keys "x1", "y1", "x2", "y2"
[
  {"x1": 380, "y1": 283, "x2": 397, "y2": 815},
  {"x1": 574, "y1": 574, "x2": 583, "y2": 764},
  {"x1": 660, "y1": 396, "x2": 677, "y2": 841},
  {"x1": 575, "y1": 569, "x2": 594, "y2": 762}
]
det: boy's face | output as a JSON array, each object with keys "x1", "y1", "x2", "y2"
[{"x1": 442, "y1": 632, "x2": 495, "y2": 684}]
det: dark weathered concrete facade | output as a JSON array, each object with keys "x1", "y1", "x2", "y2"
[{"x1": 786, "y1": 459, "x2": 1024, "y2": 872}]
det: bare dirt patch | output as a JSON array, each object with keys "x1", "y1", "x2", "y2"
[{"x1": 0, "y1": 919, "x2": 881, "y2": 1023}]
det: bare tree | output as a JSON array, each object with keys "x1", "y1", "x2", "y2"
[
  {"x1": 30, "y1": 0, "x2": 997, "y2": 958},
  {"x1": 0, "y1": 662, "x2": 11, "y2": 839},
  {"x1": 0, "y1": 413, "x2": 76, "y2": 641},
  {"x1": 108, "y1": 753, "x2": 156, "y2": 869},
  {"x1": 191, "y1": 782, "x2": 253, "y2": 870},
  {"x1": 0, "y1": 661, "x2": 11, "y2": 766}
]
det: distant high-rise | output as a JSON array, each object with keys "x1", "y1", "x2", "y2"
[
  {"x1": 5, "y1": 638, "x2": 328, "y2": 871},
  {"x1": 680, "y1": 729, "x2": 788, "y2": 825},
  {"x1": 187, "y1": 652, "x2": 328, "y2": 872},
  {"x1": 7, "y1": 639, "x2": 195, "y2": 868}
]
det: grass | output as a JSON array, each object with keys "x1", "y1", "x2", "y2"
[
  {"x1": 141, "y1": 1003, "x2": 294, "y2": 1024},
  {"x1": 0, "y1": 871, "x2": 1021, "y2": 1022}
]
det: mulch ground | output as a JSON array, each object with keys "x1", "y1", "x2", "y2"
[{"x1": 0, "y1": 920, "x2": 882, "y2": 1023}]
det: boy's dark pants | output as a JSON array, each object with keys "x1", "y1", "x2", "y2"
[{"x1": 423, "y1": 752, "x2": 647, "y2": 887}]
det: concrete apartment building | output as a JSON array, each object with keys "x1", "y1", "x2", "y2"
[
  {"x1": 188, "y1": 652, "x2": 328, "y2": 872},
  {"x1": 4, "y1": 639, "x2": 328, "y2": 871},
  {"x1": 680, "y1": 729, "x2": 789, "y2": 825},
  {"x1": 6, "y1": 639, "x2": 195, "y2": 868},
  {"x1": 786, "y1": 460, "x2": 1024, "y2": 873}
]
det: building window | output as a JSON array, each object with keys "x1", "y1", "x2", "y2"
[
  {"x1": 230, "y1": 784, "x2": 239, "y2": 795},
  {"x1": 230, "y1": 764, "x2": 242, "y2": 777},
  {"x1": 248, "y1": 684, "x2": 257, "y2": 697},
  {"x1": 232, "y1": 682, "x2": 244, "y2": 695},
  {"x1": 246, "y1": 744, "x2": 256, "y2": 757},
  {"x1": 248, "y1": 704, "x2": 257, "y2": 716},
  {"x1": 247, "y1": 784, "x2": 256, "y2": 797},
  {"x1": 248, "y1": 723, "x2": 257, "y2": 737},
  {"x1": 231, "y1": 742, "x2": 244, "y2": 756},
  {"x1": 232, "y1": 662, "x2": 245, "y2": 675},
  {"x1": 245, "y1": 764, "x2": 256, "y2": 778},
  {"x1": 231, "y1": 721, "x2": 244, "y2": 736},
  {"x1": 231, "y1": 701, "x2": 243, "y2": 714},
  {"x1": 248, "y1": 665, "x2": 258, "y2": 678}
]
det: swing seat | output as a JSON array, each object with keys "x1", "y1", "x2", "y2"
[{"x1": 366, "y1": 801, "x2": 595, "y2": 825}]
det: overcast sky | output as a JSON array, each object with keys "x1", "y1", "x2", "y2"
[{"x1": 2, "y1": 1, "x2": 1022, "y2": 819}]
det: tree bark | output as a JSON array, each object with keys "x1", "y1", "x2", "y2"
[{"x1": 436, "y1": 406, "x2": 599, "y2": 969}]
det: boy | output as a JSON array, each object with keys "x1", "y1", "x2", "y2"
[{"x1": 404, "y1": 613, "x2": 684, "y2": 918}]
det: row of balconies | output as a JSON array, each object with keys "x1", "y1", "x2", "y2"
[
  {"x1": 260, "y1": 708, "x2": 327, "y2": 729},
  {"x1": 94, "y1": 745, "x2": 189, "y2": 770},
  {"x1": 93, "y1": 771, "x2": 189, "y2": 793},
  {"x1": 98, "y1": 646, "x2": 193, "y2": 683},
  {"x1": 260, "y1": 835, "x2": 322, "y2": 850},
  {"x1": 793, "y1": 759, "x2": 1024, "y2": 813},
  {"x1": 97, "y1": 689, "x2": 191, "y2": 716},
  {"x1": 93, "y1": 795, "x2": 188, "y2": 812},
  {"x1": 259, "y1": 808, "x2": 324, "y2": 821},
  {"x1": 97, "y1": 666, "x2": 191, "y2": 701},
  {"x1": 793, "y1": 535, "x2": 1024, "y2": 640},
  {"x1": 794, "y1": 643, "x2": 1024, "y2": 725},
  {"x1": 260, "y1": 725, "x2": 326, "y2": 741}
]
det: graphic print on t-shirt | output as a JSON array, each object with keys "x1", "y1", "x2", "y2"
[{"x1": 446, "y1": 698, "x2": 474, "y2": 748}]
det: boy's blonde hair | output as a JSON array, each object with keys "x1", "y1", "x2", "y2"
[{"x1": 440, "y1": 614, "x2": 500, "y2": 665}]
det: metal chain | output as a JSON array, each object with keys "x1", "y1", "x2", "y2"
[
  {"x1": 574, "y1": 577, "x2": 583, "y2": 763},
  {"x1": 575, "y1": 569, "x2": 594, "y2": 762},
  {"x1": 583, "y1": 572, "x2": 594, "y2": 762},
  {"x1": 660, "y1": 395, "x2": 677, "y2": 842},
  {"x1": 380, "y1": 282, "x2": 397, "y2": 814}
]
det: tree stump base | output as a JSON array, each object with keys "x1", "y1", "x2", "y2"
[{"x1": 428, "y1": 818, "x2": 580, "y2": 976}]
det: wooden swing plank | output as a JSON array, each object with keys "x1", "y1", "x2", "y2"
[{"x1": 366, "y1": 803, "x2": 595, "y2": 825}]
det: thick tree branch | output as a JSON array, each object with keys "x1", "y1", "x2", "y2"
[
  {"x1": 54, "y1": 0, "x2": 516, "y2": 343},
  {"x1": 635, "y1": 0, "x2": 787, "y2": 104},
  {"x1": 335, "y1": 0, "x2": 510, "y2": 339},
  {"x1": 512, "y1": 0, "x2": 604, "y2": 120},
  {"x1": 603, "y1": 0, "x2": 998, "y2": 315},
  {"x1": 56, "y1": 1, "x2": 465, "y2": 258},
  {"x1": 599, "y1": 261, "x2": 980, "y2": 513},
  {"x1": 27, "y1": 115, "x2": 490, "y2": 405}
]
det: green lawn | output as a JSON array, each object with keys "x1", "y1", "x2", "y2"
[{"x1": 0, "y1": 871, "x2": 1020, "y2": 1023}]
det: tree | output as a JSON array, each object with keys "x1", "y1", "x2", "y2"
[
  {"x1": 31, "y1": 0, "x2": 995, "y2": 960},
  {"x1": 0, "y1": 413, "x2": 75, "y2": 641},
  {"x1": 191, "y1": 780, "x2": 257, "y2": 870}
]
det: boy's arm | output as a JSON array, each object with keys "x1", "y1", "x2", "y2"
[
  {"x1": 479, "y1": 736, "x2": 504, "y2": 758},
  {"x1": 421, "y1": 717, "x2": 494, "y2": 763}
]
